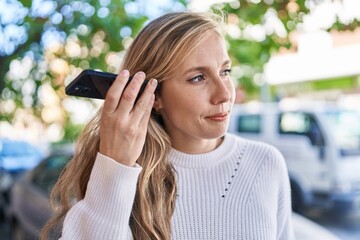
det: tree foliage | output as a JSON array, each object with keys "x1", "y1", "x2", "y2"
[
  {"x1": 220, "y1": 0, "x2": 359, "y2": 96},
  {"x1": 0, "y1": 0, "x2": 183, "y2": 141}
]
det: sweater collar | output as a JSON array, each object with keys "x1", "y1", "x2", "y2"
[{"x1": 169, "y1": 133, "x2": 236, "y2": 169}]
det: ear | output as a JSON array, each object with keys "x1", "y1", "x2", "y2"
[{"x1": 153, "y1": 93, "x2": 164, "y2": 112}]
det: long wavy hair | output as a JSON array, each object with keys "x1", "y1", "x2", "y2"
[{"x1": 41, "y1": 11, "x2": 225, "y2": 240}]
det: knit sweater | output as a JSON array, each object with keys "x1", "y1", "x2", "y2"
[{"x1": 61, "y1": 133, "x2": 295, "y2": 240}]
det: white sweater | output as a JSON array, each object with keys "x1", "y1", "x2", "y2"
[{"x1": 61, "y1": 133, "x2": 295, "y2": 240}]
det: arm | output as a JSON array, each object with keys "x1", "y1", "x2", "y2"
[
  {"x1": 60, "y1": 153, "x2": 142, "y2": 240},
  {"x1": 61, "y1": 70, "x2": 156, "y2": 239}
]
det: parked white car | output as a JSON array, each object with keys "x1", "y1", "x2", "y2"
[{"x1": 228, "y1": 101, "x2": 360, "y2": 215}]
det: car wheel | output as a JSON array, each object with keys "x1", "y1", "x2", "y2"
[
  {"x1": 291, "y1": 185, "x2": 304, "y2": 214},
  {"x1": 11, "y1": 221, "x2": 26, "y2": 240},
  {"x1": 0, "y1": 207, "x2": 5, "y2": 222}
]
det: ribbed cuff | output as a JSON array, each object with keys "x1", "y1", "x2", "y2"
[{"x1": 84, "y1": 152, "x2": 142, "y2": 220}]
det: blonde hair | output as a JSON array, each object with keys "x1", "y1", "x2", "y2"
[{"x1": 41, "y1": 11, "x2": 225, "y2": 240}]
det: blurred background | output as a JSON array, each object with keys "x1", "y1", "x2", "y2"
[{"x1": 1, "y1": 0, "x2": 360, "y2": 239}]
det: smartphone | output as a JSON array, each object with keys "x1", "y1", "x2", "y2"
[{"x1": 65, "y1": 69, "x2": 150, "y2": 100}]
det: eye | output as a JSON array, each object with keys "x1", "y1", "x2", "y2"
[
  {"x1": 188, "y1": 74, "x2": 205, "y2": 83},
  {"x1": 220, "y1": 68, "x2": 232, "y2": 77}
]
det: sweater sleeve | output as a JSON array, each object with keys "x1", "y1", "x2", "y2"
[{"x1": 60, "y1": 152, "x2": 142, "y2": 240}]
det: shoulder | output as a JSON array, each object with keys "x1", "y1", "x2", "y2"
[
  {"x1": 226, "y1": 133, "x2": 286, "y2": 170},
  {"x1": 226, "y1": 133, "x2": 283, "y2": 158}
]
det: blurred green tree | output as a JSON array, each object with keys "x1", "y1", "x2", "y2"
[
  {"x1": 0, "y1": 0, "x2": 185, "y2": 141},
  {"x1": 220, "y1": 0, "x2": 359, "y2": 98}
]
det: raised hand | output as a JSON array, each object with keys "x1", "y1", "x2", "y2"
[{"x1": 99, "y1": 70, "x2": 157, "y2": 166}]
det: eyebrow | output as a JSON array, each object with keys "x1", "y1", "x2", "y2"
[{"x1": 184, "y1": 59, "x2": 232, "y2": 75}]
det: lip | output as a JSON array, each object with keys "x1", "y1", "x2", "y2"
[{"x1": 206, "y1": 112, "x2": 228, "y2": 121}]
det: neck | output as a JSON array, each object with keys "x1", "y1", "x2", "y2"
[{"x1": 170, "y1": 136, "x2": 224, "y2": 154}]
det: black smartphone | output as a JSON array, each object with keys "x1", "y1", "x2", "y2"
[{"x1": 65, "y1": 69, "x2": 149, "y2": 100}]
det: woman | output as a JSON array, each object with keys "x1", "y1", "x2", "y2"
[{"x1": 41, "y1": 11, "x2": 294, "y2": 240}]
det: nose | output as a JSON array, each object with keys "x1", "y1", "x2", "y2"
[{"x1": 211, "y1": 77, "x2": 232, "y2": 105}]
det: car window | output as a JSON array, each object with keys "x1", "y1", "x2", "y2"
[
  {"x1": 324, "y1": 110, "x2": 360, "y2": 156},
  {"x1": 31, "y1": 154, "x2": 72, "y2": 194},
  {"x1": 236, "y1": 114, "x2": 261, "y2": 133},
  {"x1": 278, "y1": 112, "x2": 325, "y2": 146}
]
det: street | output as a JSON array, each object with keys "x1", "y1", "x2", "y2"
[
  {"x1": 314, "y1": 217, "x2": 360, "y2": 240},
  {"x1": 307, "y1": 210, "x2": 360, "y2": 240}
]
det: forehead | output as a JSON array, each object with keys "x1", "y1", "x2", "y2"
[{"x1": 183, "y1": 33, "x2": 229, "y2": 66}]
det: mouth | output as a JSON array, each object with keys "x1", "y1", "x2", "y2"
[{"x1": 206, "y1": 112, "x2": 228, "y2": 121}]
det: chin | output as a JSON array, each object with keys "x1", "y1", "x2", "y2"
[{"x1": 203, "y1": 128, "x2": 227, "y2": 140}]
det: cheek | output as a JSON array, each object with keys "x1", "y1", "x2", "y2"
[
  {"x1": 167, "y1": 95, "x2": 204, "y2": 121},
  {"x1": 176, "y1": 96, "x2": 201, "y2": 113},
  {"x1": 226, "y1": 81, "x2": 236, "y2": 101}
]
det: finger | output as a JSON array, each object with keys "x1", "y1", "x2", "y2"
[
  {"x1": 116, "y1": 71, "x2": 147, "y2": 115},
  {"x1": 139, "y1": 93, "x2": 155, "y2": 130},
  {"x1": 103, "y1": 70, "x2": 130, "y2": 114},
  {"x1": 131, "y1": 78, "x2": 158, "y2": 124}
]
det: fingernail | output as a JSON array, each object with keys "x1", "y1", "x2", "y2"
[
  {"x1": 150, "y1": 79, "x2": 158, "y2": 86},
  {"x1": 120, "y1": 69, "x2": 129, "y2": 76},
  {"x1": 137, "y1": 71, "x2": 145, "y2": 78}
]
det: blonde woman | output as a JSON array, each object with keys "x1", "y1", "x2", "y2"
[{"x1": 41, "y1": 11, "x2": 294, "y2": 240}]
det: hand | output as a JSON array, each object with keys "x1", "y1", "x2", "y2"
[{"x1": 99, "y1": 70, "x2": 157, "y2": 166}]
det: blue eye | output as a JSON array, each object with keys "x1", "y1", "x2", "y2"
[
  {"x1": 220, "y1": 68, "x2": 232, "y2": 77},
  {"x1": 189, "y1": 74, "x2": 205, "y2": 83}
]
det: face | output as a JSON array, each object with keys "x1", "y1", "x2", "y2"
[{"x1": 154, "y1": 32, "x2": 236, "y2": 153}]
